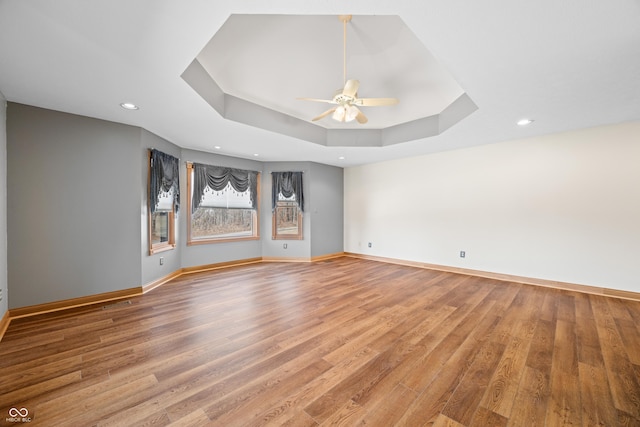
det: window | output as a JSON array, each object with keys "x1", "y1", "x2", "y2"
[
  {"x1": 187, "y1": 163, "x2": 260, "y2": 244},
  {"x1": 151, "y1": 211, "x2": 172, "y2": 245},
  {"x1": 148, "y1": 149, "x2": 179, "y2": 254},
  {"x1": 271, "y1": 172, "x2": 304, "y2": 240},
  {"x1": 273, "y1": 194, "x2": 303, "y2": 240},
  {"x1": 151, "y1": 186, "x2": 175, "y2": 245}
]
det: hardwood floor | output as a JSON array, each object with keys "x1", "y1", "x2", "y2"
[{"x1": 1, "y1": 257, "x2": 640, "y2": 426}]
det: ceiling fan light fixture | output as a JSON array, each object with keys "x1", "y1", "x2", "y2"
[
  {"x1": 331, "y1": 104, "x2": 359, "y2": 123},
  {"x1": 345, "y1": 105, "x2": 359, "y2": 122}
]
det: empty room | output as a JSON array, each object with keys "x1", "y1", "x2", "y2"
[{"x1": 1, "y1": 1, "x2": 639, "y2": 426}]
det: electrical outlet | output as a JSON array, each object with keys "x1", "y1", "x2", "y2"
[
  {"x1": 460, "y1": 251, "x2": 466, "y2": 258},
  {"x1": 283, "y1": 243, "x2": 287, "y2": 249},
  {"x1": 159, "y1": 257, "x2": 164, "y2": 265},
  {"x1": 368, "y1": 242, "x2": 372, "y2": 248}
]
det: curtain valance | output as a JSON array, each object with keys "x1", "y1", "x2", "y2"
[
  {"x1": 192, "y1": 163, "x2": 258, "y2": 212},
  {"x1": 150, "y1": 149, "x2": 180, "y2": 213},
  {"x1": 271, "y1": 171, "x2": 304, "y2": 212}
]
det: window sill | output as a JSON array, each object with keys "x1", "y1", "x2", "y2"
[
  {"x1": 187, "y1": 236, "x2": 260, "y2": 246},
  {"x1": 149, "y1": 244, "x2": 176, "y2": 255},
  {"x1": 272, "y1": 235, "x2": 304, "y2": 240}
]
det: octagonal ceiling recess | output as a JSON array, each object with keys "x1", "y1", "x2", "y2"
[{"x1": 182, "y1": 14, "x2": 477, "y2": 148}]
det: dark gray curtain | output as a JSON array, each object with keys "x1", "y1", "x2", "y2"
[
  {"x1": 192, "y1": 163, "x2": 258, "y2": 213},
  {"x1": 150, "y1": 149, "x2": 180, "y2": 213},
  {"x1": 271, "y1": 171, "x2": 304, "y2": 212}
]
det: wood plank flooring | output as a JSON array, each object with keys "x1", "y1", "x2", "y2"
[{"x1": 1, "y1": 257, "x2": 640, "y2": 426}]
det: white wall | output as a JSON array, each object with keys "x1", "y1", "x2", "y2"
[
  {"x1": 0, "y1": 93, "x2": 7, "y2": 317},
  {"x1": 345, "y1": 121, "x2": 640, "y2": 292}
]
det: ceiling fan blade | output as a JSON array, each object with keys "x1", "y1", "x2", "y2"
[
  {"x1": 354, "y1": 97, "x2": 399, "y2": 107},
  {"x1": 312, "y1": 107, "x2": 337, "y2": 121},
  {"x1": 297, "y1": 97, "x2": 337, "y2": 104},
  {"x1": 342, "y1": 79, "x2": 359, "y2": 97},
  {"x1": 355, "y1": 110, "x2": 368, "y2": 124}
]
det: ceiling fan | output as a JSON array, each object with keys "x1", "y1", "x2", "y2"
[{"x1": 299, "y1": 15, "x2": 399, "y2": 124}]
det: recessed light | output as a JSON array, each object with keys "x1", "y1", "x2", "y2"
[
  {"x1": 253, "y1": 153, "x2": 259, "y2": 157},
  {"x1": 517, "y1": 118, "x2": 533, "y2": 126},
  {"x1": 338, "y1": 156, "x2": 345, "y2": 160},
  {"x1": 214, "y1": 146, "x2": 221, "y2": 150},
  {"x1": 120, "y1": 102, "x2": 139, "y2": 110}
]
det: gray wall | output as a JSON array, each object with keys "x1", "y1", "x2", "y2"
[
  {"x1": 262, "y1": 162, "x2": 312, "y2": 259},
  {"x1": 7, "y1": 104, "x2": 142, "y2": 308},
  {"x1": 5, "y1": 104, "x2": 345, "y2": 309},
  {"x1": 0, "y1": 93, "x2": 7, "y2": 317},
  {"x1": 261, "y1": 161, "x2": 344, "y2": 259},
  {"x1": 309, "y1": 162, "x2": 343, "y2": 258},
  {"x1": 140, "y1": 130, "x2": 182, "y2": 285}
]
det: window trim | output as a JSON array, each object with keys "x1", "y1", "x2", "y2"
[{"x1": 186, "y1": 162, "x2": 260, "y2": 245}]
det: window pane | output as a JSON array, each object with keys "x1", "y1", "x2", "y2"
[
  {"x1": 273, "y1": 200, "x2": 302, "y2": 239},
  {"x1": 191, "y1": 207, "x2": 253, "y2": 239},
  {"x1": 276, "y1": 203, "x2": 299, "y2": 235},
  {"x1": 200, "y1": 182, "x2": 252, "y2": 209},
  {"x1": 277, "y1": 192, "x2": 296, "y2": 202},
  {"x1": 151, "y1": 212, "x2": 169, "y2": 244},
  {"x1": 155, "y1": 187, "x2": 175, "y2": 212}
]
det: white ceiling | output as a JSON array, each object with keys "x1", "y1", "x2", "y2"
[
  {"x1": 186, "y1": 14, "x2": 477, "y2": 149},
  {"x1": 1, "y1": 1, "x2": 639, "y2": 167},
  {"x1": 196, "y1": 14, "x2": 467, "y2": 129}
]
